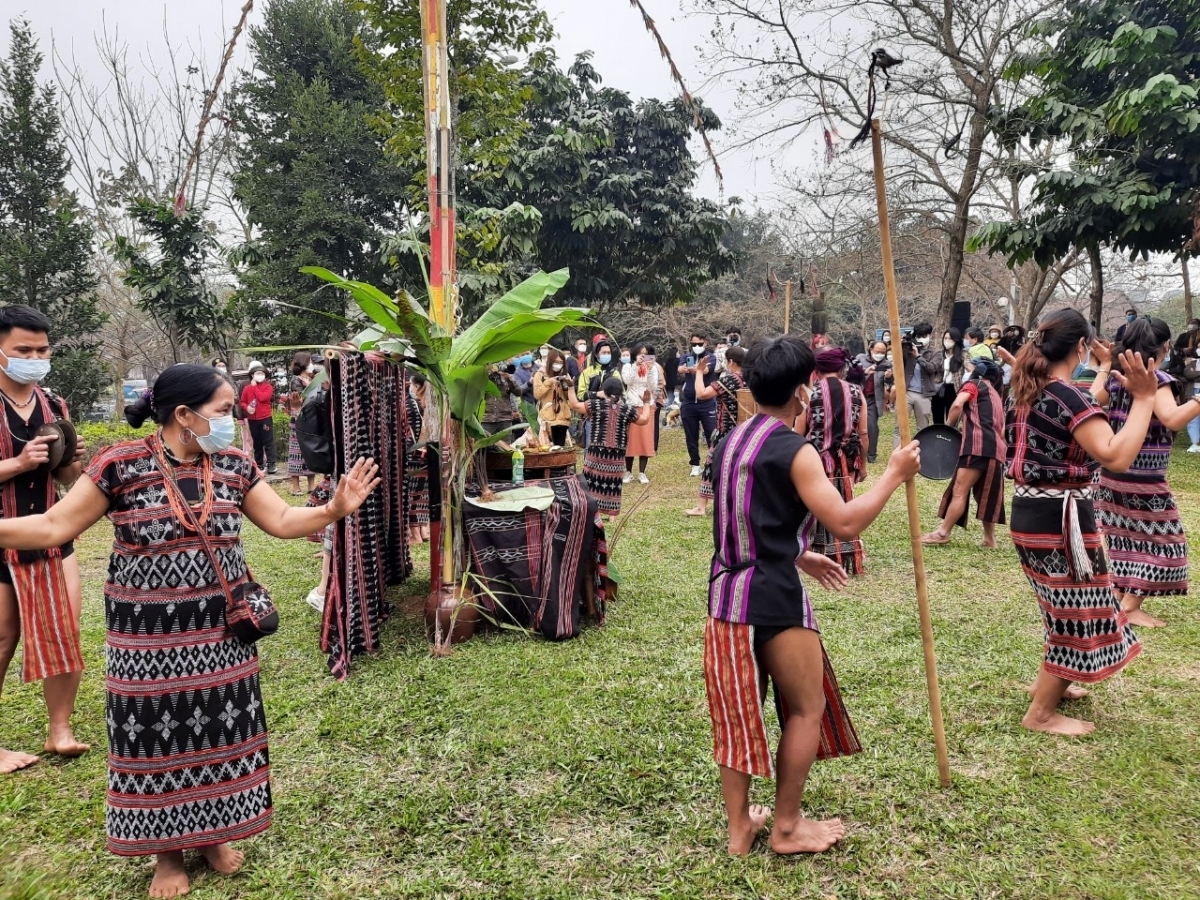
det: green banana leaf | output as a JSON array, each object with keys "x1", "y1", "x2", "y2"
[
  {"x1": 303, "y1": 266, "x2": 447, "y2": 365},
  {"x1": 452, "y1": 268, "x2": 573, "y2": 364},
  {"x1": 446, "y1": 365, "x2": 491, "y2": 426},
  {"x1": 456, "y1": 310, "x2": 595, "y2": 368}
]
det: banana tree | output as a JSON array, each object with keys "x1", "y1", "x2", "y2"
[{"x1": 302, "y1": 266, "x2": 594, "y2": 588}]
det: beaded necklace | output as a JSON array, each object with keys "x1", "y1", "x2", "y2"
[{"x1": 150, "y1": 432, "x2": 214, "y2": 533}]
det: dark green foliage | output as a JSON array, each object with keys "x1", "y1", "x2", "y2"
[
  {"x1": 112, "y1": 198, "x2": 233, "y2": 361},
  {"x1": 974, "y1": 0, "x2": 1200, "y2": 267},
  {"x1": 232, "y1": 0, "x2": 411, "y2": 346},
  {"x1": 0, "y1": 20, "x2": 108, "y2": 413},
  {"x1": 476, "y1": 53, "x2": 732, "y2": 310}
]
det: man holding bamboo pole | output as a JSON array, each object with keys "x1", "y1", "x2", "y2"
[{"x1": 703, "y1": 335, "x2": 920, "y2": 855}]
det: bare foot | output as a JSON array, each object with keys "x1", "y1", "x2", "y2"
[
  {"x1": 149, "y1": 852, "x2": 189, "y2": 898},
  {"x1": 685, "y1": 507, "x2": 707, "y2": 517},
  {"x1": 920, "y1": 532, "x2": 950, "y2": 546},
  {"x1": 980, "y1": 539, "x2": 998, "y2": 549},
  {"x1": 199, "y1": 843, "x2": 245, "y2": 875},
  {"x1": 769, "y1": 817, "x2": 846, "y2": 855},
  {"x1": 44, "y1": 724, "x2": 90, "y2": 758},
  {"x1": 1026, "y1": 683, "x2": 1089, "y2": 702},
  {"x1": 1021, "y1": 710, "x2": 1095, "y2": 736},
  {"x1": 0, "y1": 747, "x2": 40, "y2": 774},
  {"x1": 728, "y1": 804, "x2": 771, "y2": 856},
  {"x1": 1124, "y1": 608, "x2": 1166, "y2": 628}
]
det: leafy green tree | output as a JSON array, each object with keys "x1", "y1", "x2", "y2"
[
  {"x1": 353, "y1": 0, "x2": 552, "y2": 184},
  {"x1": 232, "y1": 0, "x2": 410, "y2": 345},
  {"x1": 973, "y1": 0, "x2": 1200, "y2": 325},
  {"x1": 112, "y1": 199, "x2": 235, "y2": 362},
  {"x1": 476, "y1": 53, "x2": 732, "y2": 310},
  {"x1": 0, "y1": 20, "x2": 108, "y2": 414}
]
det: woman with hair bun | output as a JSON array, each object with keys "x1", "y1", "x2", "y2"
[
  {"x1": 1091, "y1": 317, "x2": 1197, "y2": 628},
  {"x1": 0, "y1": 363, "x2": 380, "y2": 898},
  {"x1": 1006, "y1": 309, "x2": 1158, "y2": 736}
]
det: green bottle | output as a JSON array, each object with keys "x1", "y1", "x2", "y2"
[{"x1": 511, "y1": 446, "x2": 525, "y2": 486}]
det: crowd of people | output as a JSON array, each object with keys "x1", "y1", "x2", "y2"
[{"x1": 0, "y1": 304, "x2": 1196, "y2": 891}]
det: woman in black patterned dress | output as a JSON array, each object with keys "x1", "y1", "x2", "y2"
[
  {"x1": 0, "y1": 365, "x2": 379, "y2": 899},
  {"x1": 568, "y1": 377, "x2": 653, "y2": 516},
  {"x1": 1006, "y1": 309, "x2": 1156, "y2": 736}
]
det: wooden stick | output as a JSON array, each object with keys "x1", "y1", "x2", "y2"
[
  {"x1": 870, "y1": 118, "x2": 952, "y2": 788},
  {"x1": 783, "y1": 280, "x2": 793, "y2": 335}
]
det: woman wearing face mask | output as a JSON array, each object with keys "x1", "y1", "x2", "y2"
[
  {"x1": 931, "y1": 329, "x2": 966, "y2": 426},
  {"x1": 533, "y1": 349, "x2": 574, "y2": 447},
  {"x1": 855, "y1": 340, "x2": 890, "y2": 464},
  {"x1": 1091, "y1": 318, "x2": 1196, "y2": 629},
  {"x1": 685, "y1": 346, "x2": 745, "y2": 516},
  {"x1": 286, "y1": 352, "x2": 318, "y2": 496},
  {"x1": 622, "y1": 344, "x2": 660, "y2": 483},
  {"x1": 1007, "y1": 309, "x2": 1157, "y2": 736},
  {"x1": 0, "y1": 364, "x2": 380, "y2": 898},
  {"x1": 239, "y1": 361, "x2": 278, "y2": 474}
]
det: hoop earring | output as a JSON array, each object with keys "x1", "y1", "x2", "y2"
[{"x1": 181, "y1": 427, "x2": 194, "y2": 445}]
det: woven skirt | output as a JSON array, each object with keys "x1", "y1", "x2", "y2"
[
  {"x1": 938, "y1": 455, "x2": 1006, "y2": 527},
  {"x1": 583, "y1": 446, "x2": 626, "y2": 516},
  {"x1": 1095, "y1": 470, "x2": 1188, "y2": 597},
  {"x1": 287, "y1": 418, "x2": 313, "y2": 477},
  {"x1": 809, "y1": 470, "x2": 864, "y2": 575},
  {"x1": 1011, "y1": 494, "x2": 1141, "y2": 684}
]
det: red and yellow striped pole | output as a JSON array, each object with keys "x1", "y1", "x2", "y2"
[{"x1": 420, "y1": 0, "x2": 457, "y2": 589}]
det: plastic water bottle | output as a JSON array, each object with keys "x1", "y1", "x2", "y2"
[{"x1": 511, "y1": 446, "x2": 525, "y2": 486}]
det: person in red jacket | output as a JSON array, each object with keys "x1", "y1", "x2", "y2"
[{"x1": 240, "y1": 360, "x2": 278, "y2": 474}]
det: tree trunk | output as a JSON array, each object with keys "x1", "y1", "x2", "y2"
[
  {"x1": 1088, "y1": 244, "x2": 1104, "y2": 334},
  {"x1": 934, "y1": 97, "x2": 990, "y2": 335},
  {"x1": 1183, "y1": 252, "x2": 1193, "y2": 322}
]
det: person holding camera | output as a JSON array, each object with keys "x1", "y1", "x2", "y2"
[
  {"x1": 899, "y1": 323, "x2": 939, "y2": 433},
  {"x1": 533, "y1": 349, "x2": 575, "y2": 447}
]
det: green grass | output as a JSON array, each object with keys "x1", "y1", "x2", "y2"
[{"x1": 2, "y1": 418, "x2": 1200, "y2": 899}]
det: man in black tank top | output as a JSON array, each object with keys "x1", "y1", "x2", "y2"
[{"x1": 703, "y1": 335, "x2": 920, "y2": 857}]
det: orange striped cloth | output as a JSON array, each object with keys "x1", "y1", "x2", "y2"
[
  {"x1": 703, "y1": 617, "x2": 860, "y2": 778},
  {"x1": 9, "y1": 554, "x2": 83, "y2": 683}
]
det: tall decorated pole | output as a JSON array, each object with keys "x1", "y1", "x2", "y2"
[{"x1": 420, "y1": 0, "x2": 457, "y2": 590}]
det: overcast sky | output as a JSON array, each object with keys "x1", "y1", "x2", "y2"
[{"x1": 3, "y1": 0, "x2": 788, "y2": 205}]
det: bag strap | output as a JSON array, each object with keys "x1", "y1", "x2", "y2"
[{"x1": 149, "y1": 437, "x2": 238, "y2": 601}]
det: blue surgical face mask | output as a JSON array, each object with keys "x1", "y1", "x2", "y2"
[
  {"x1": 0, "y1": 349, "x2": 51, "y2": 385},
  {"x1": 621, "y1": 354, "x2": 631, "y2": 364},
  {"x1": 1127, "y1": 314, "x2": 1136, "y2": 322},
  {"x1": 191, "y1": 411, "x2": 237, "y2": 454},
  {"x1": 520, "y1": 354, "x2": 533, "y2": 366},
  {"x1": 598, "y1": 353, "x2": 612, "y2": 365}
]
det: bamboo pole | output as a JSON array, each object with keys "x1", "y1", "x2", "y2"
[
  {"x1": 420, "y1": 0, "x2": 457, "y2": 590},
  {"x1": 783, "y1": 280, "x2": 793, "y2": 335},
  {"x1": 870, "y1": 118, "x2": 952, "y2": 788}
]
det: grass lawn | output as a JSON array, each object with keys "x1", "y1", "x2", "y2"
[{"x1": 2, "y1": 418, "x2": 1199, "y2": 899}]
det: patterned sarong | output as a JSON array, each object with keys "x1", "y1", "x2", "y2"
[{"x1": 703, "y1": 617, "x2": 861, "y2": 778}]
